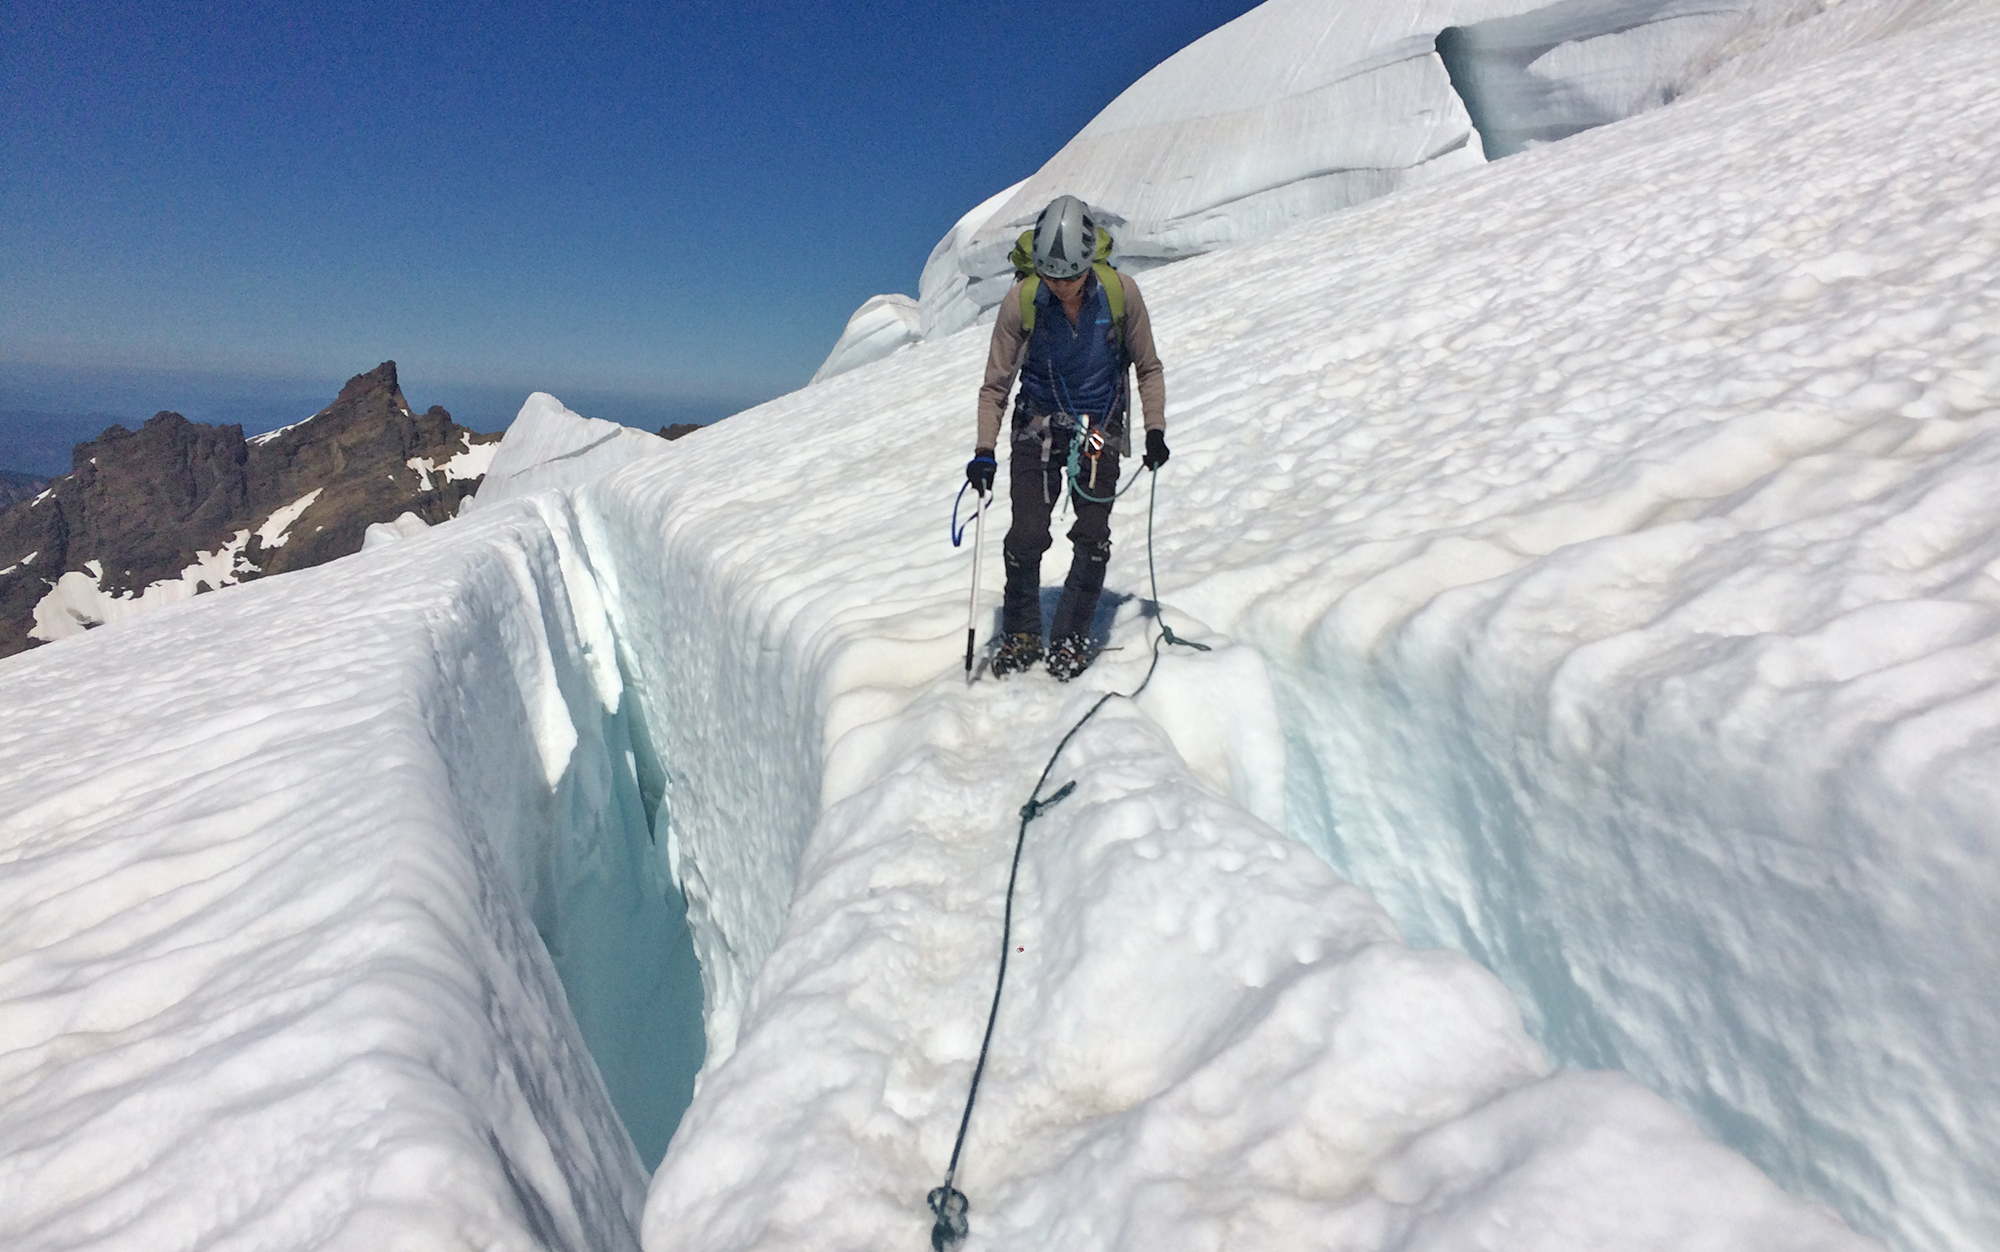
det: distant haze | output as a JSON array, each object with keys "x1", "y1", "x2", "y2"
[{"x1": 0, "y1": 362, "x2": 751, "y2": 475}]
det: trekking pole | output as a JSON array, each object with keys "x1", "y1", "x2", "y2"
[{"x1": 964, "y1": 486, "x2": 987, "y2": 680}]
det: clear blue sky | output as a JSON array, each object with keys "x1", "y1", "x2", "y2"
[{"x1": 0, "y1": 0, "x2": 1260, "y2": 440}]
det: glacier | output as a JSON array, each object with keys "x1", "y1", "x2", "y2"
[
  {"x1": 903, "y1": 0, "x2": 1843, "y2": 346},
  {"x1": 4, "y1": 3, "x2": 2000, "y2": 1252},
  {"x1": 826, "y1": 0, "x2": 1965, "y2": 384}
]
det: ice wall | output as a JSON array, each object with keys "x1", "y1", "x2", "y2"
[
  {"x1": 0, "y1": 489, "x2": 700, "y2": 1246},
  {"x1": 1436, "y1": 0, "x2": 1757, "y2": 157}
]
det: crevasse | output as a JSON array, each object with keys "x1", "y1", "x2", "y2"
[{"x1": 5, "y1": 5, "x2": 1999, "y2": 1251}]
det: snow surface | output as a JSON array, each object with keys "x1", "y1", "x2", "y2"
[
  {"x1": 463, "y1": 393, "x2": 672, "y2": 515},
  {"x1": 834, "y1": 0, "x2": 1803, "y2": 381},
  {"x1": 3, "y1": 2, "x2": 1997, "y2": 1250},
  {"x1": 360, "y1": 509, "x2": 434, "y2": 551}
]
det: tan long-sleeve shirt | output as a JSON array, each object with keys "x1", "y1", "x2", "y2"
[{"x1": 975, "y1": 270, "x2": 1166, "y2": 451}]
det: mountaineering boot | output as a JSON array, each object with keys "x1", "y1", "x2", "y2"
[
  {"x1": 1050, "y1": 537, "x2": 1111, "y2": 642},
  {"x1": 1001, "y1": 548, "x2": 1044, "y2": 638},
  {"x1": 992, "y1": 632, "x2": 1044, "y2": 677},
  {"x1": 1045, "y1": 634, "x2": 1095, "y2": 682}
]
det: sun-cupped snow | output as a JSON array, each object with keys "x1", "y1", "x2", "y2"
[
  {"x1": 863, "y1": 0, "x2": 1952, "y2": 365},
  {"x1": 0, "y1": 489, "x2": 708, "y2": 1249},
  {"x1": 588, "y1": 9, "x2": 1994, "y2": 1252},
  {"x1": 461, "y1": 392, "x2": 672, "y2": 514},
  {"x1": 3, "y1": 1, "x2": 1994, "y2": 1249}
]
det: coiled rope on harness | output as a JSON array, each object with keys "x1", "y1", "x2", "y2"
[{"x1": 927, "y1": 466, "x2": 1209, "y2": 1251}]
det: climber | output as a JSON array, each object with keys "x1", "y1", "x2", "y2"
[{"x1": 964, "y1": 194, "x2": 1168, "y2": 681}]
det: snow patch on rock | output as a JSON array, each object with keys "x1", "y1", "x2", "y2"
[
  {"x1": 410, "y1": 430, "x2": 502, "y2": 492},
  {"x1": 255, "y1": 487, "x2": 323, "y2": 550},
  {"x1": 28, "y1": 536, "x2": 258, "y2": 643}
]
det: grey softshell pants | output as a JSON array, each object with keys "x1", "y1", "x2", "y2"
[{"x1": 1002, "y1": 415, "x2": 1122, "y2": 642}]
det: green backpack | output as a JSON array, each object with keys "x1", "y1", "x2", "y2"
[{"x1": 1008, "y1": 228, "x2": 1126, "y2": 338}]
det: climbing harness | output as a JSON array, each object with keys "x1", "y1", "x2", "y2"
[
  {"x1": 1061, "y1": 414, "x2": 1147, "y2": 507},
  {"x1": 927, "y1": 466, "x2": 1209, "y2": 1251}
]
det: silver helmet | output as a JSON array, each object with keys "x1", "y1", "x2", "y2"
[{"x1": 1030, "y1": 195, "x2": 1097, "y2": 280}]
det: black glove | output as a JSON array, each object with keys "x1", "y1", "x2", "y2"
[
  {"x1": 1143, "y1": 428, "x2": 1170, "y2": 470},
  {"x1": 966, "y1": 449, "x2": 996, "y2": 492}
]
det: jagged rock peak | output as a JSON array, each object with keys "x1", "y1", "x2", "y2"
[
  {"x1": 332, "y1": 361, "x2": 408, "y2": 413},
  {"x1": 0, "y1": 362, "x2": 496, "y2": 659}
]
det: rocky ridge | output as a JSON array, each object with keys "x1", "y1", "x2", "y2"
[
  {"x1": 0, "y1": 472, "x2": 51, "y2": 511},
  {"x1": 0, "y1": 362, "x2": 501, "y2": 659}
]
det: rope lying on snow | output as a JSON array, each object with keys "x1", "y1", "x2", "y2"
[{"x1": 929, "y1": 467, "x2": 1209, "y2": 1251}]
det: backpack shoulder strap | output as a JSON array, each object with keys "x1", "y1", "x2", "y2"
[
  {"x1": 1009, "y1": 229, "x2": 1036, "y2": 276},
  {"x1": 1094, "y1": 262, "x2": 1125, "y2": 329},
  {"x1": 1018, "y1": 276, "x2": 1041, "y2": 336}
]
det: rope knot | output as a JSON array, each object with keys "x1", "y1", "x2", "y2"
[
  {"x1": 927, "y1": 1185, "x2": 969, "y2": 1251},
  {"x1": 1019, "y1": 779, "x2": 1077, "y2": 822}
]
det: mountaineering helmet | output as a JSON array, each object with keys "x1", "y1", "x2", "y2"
[{"x1": 1030, "y1": 195, "x2": 1096, "y2": 280}]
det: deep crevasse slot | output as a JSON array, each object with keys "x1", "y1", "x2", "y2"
[
  {"x1": 418, "y1": 492, "x2": 706, "y2": 1173},
  {"x1": 0, "y1": 495, "x2": 693, "y2": 1250}
]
